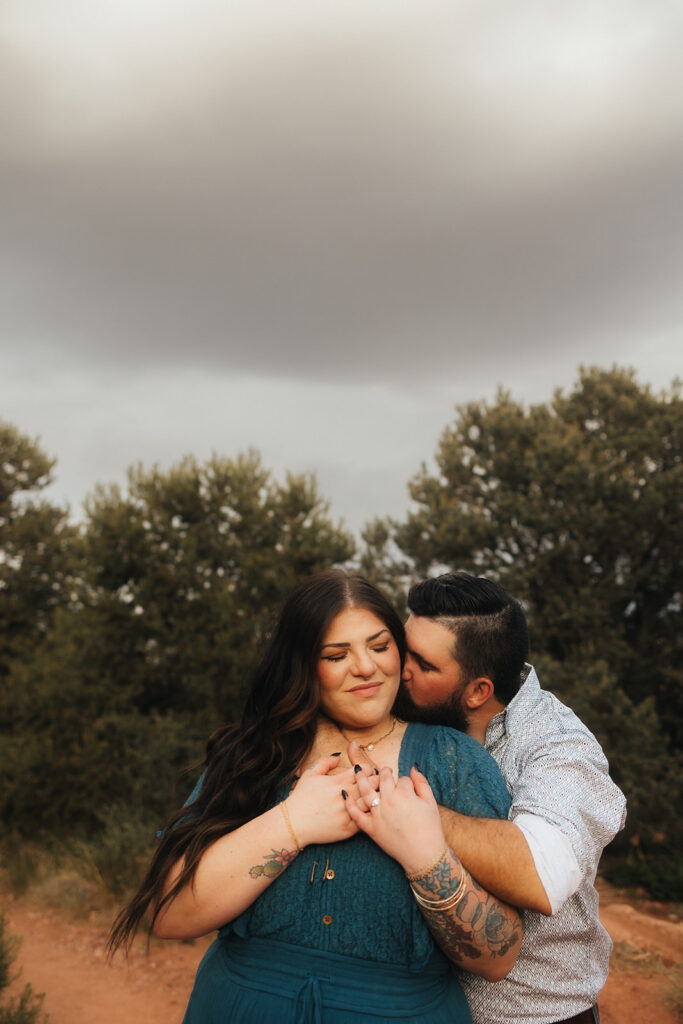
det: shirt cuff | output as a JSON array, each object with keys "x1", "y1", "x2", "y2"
[{"x1": 513, "y1": 812, "x2": 582, "y2": 914}]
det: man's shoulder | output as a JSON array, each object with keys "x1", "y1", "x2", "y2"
[
  {"x1": 502, "y1": 669, "x2": 607, "y2": 763},
  {"x1": 509, "y1": 669, "x2": 598, "y2": 735},
  {"x1": 516, "y1": 689, "x2": 592, "y2": 733}
]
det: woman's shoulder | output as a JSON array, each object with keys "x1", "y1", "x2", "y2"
[
  {"x1": 402, "y1": 722, "x2": 510, "y2": 817},
  {"x1": 403, "y1": 721, "x2": 494, "y2": 763}
]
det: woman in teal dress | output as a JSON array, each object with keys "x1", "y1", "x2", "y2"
[{"x1": 109, "y1": 570, "x2": 522, "y2": 1022}]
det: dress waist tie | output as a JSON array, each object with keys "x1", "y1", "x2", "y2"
[
  {"x1": 183, "y1": 933, "x2": 472, "y2": 1022},
  {"x1": 295, "y1": 972, "x2": 323, "y2": 1024}
]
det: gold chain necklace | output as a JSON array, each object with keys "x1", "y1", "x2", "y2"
[{"x1": 339, "y1": 717, "x2": 398, "y2": 768}]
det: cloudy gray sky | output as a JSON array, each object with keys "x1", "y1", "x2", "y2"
[{"x1": 2, "y1": 0, "x2": 682, "y2": 534}]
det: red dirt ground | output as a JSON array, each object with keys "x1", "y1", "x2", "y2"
[{"x1": 2, "y1": 880, "x2": 681, "y2": 1023}]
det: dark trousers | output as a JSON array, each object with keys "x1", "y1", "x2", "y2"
[{"x1": 555, "y1": 1007, "x2": 600, "y2": 1024}]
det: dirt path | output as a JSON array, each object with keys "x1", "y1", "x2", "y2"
[
  {"x1": 598, "y1": 894, "x2": 682, "y2": 1024},
  {"x1": 2, "y1": 896, "x2": 211, "y2": 1024},
  {"x1": 2, "y1": 884, "x2": 681, "y2": 1023}
]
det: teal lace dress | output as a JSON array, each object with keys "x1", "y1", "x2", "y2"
[{"x1": 182, "y1": 723, "x2": 511, "y2": 1024}]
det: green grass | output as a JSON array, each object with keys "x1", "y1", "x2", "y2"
[{"x1": 1, "y1": 804, "x2": 158, "y2": 917}]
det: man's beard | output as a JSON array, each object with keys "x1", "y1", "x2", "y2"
[{"x1": 392, "y1": 681, "x2": 470, "y2": 734}]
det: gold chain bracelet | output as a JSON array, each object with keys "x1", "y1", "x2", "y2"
[
  {"x1": 405, "y1": 844, "x2": 449, "y2": 881},
  {"x1": 280, "y1": 799, "x2": 303, "y2": 852}
]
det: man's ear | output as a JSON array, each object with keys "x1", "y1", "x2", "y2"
[{"x1": 463, "y1": 676, "x2": 495, "y2": 710}]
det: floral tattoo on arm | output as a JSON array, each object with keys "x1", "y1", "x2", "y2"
[
  {"x1": 412, "y1": 853, "x2": 521, "y2": 964},
  {"x1": 248, "y1": 848, "x2": 298, "y2": 879}
]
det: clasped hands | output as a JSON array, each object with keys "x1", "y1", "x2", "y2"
[{"x1": 289, "y1": 742, "x2": 446, "y2": 874}]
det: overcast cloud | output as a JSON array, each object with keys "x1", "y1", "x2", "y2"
[{"x1": 1, "y1": 0, "x2": 681, "y2": 532}]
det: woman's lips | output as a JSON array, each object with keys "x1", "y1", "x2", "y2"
[{"x1": 348, "y1": 682, "x2": 383, "y2": 696}]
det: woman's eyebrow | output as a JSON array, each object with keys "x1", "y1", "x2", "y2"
[{"x1": 321, "y1": 629, "x2": 390, "y2": 650}]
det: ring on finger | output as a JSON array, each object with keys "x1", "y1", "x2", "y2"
[{"x1": 370, "y1": 796, "x2": 381, "y2": 808}]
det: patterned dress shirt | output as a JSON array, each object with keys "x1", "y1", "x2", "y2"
[{"x1": 459, "y1": 665, "x2": 627, "y2": 1024}]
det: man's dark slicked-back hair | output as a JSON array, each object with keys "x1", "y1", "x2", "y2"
[{"x1": 407, "y1": 571, "x2": 529, "y2": 705}]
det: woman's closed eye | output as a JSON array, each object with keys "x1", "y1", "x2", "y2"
[{"x1": 322, "y1": 643, "x2": 390, "y2": 663}]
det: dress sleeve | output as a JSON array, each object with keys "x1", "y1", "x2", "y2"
[
  {"x1": 182, "y1": 771, "x2": 205, "y2": 809},
  {"x1": 156, "y1": 770, "x2": 206, "y2": 838},
  {"x1": 423, "y1": 726, "x2": 512, "y2": 820}
]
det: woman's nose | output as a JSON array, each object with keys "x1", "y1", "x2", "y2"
[{"x1": 350, "y1": 649, "x2": 376, "y2": 677}]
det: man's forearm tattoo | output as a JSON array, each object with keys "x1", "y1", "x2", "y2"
[
  {"x1": 412, "y1": 854, "x2": 521, "y2": 962},
  {"x1": 248, "y1": 848, "x2": 298, "y2": 879}
]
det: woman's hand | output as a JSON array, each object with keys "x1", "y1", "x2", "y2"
[
  {"x1": 287, "y1": 754, "x2": 378, "y2": 847},
  {"x1": 343, "y1": 765, "x2": 445, "y2": 874},
  {"x1": 153, "y1": 754, "x2": 378, "y2": 940}
]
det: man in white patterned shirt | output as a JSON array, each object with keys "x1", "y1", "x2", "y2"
[{"x1": 396, "y1": 571, "x2": 626, "y2": 1024}]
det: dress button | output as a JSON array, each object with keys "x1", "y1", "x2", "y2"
[
  {"x1": 325, "y1": 869, "x2": 335, "y2": 880},
  {"x1": 322, "y1": 915, "x2": 333, "y2": 925}
]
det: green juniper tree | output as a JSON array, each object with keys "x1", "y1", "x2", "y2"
[
  {"x1": 2, "y1": 450, "x2": 354, "y2": 868},
  {"x1": 0, "y1": 423, "x2": 76, "y2": 681},
  {"x1": 382, "y1": 367, "x2": 682, "y2": 893}
]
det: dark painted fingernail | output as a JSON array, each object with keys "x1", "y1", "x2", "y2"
[
  {"x1": 374, "y1": 768, "x2": 380, "y2": 775},
  {"x1": 341, "y1": 789, "x2": 348, "y2": 800},
  {"x1": 354, "y1": 764, "x2": 362, "y2": 773},
  {"x1": 331, "y1": 752, "x2": 341, "y2": 757},
  {"x1": 413, "y1": 762, "x2": 421, "y2": 772}
]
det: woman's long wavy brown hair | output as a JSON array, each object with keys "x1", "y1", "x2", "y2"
[{"x1": 107, "y1": 569, "x2": 405, "y2": 954}]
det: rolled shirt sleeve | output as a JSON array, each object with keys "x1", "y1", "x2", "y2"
[
  {"x1": 514, "y1": 812, "x2": 582, "y2": 914},
  {"x1": 507, "y1": 731, "x2": 627, "y2": 888}
]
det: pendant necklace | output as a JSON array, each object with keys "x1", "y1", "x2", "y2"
[
  {"x1": 309, "y1": 717, "x2": 399, "y2": 884},
  {"x1": 339, "y1": 716, "x2": 398, "y2": 770}
]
